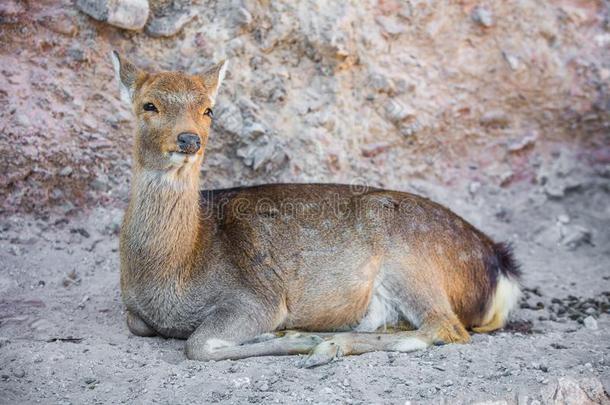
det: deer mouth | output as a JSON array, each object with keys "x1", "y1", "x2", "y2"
[{"x1": 169, "y1": 151, "x2": 198, "y2": 165}]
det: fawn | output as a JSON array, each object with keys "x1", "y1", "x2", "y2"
[{"x1": 112, "y1": 51, "x2": 521, "y2": 367}]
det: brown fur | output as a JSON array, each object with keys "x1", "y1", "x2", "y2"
[{"x1": 113, "y1": 52, "x2": 521, "y2": 366}]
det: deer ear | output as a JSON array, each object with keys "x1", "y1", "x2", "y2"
[
  {"x1": 110, "y1": 51, "x2": 143, "y2": 104},
  {"x1": 201, "y1": 60, "x2": 228, "y2": 106}
]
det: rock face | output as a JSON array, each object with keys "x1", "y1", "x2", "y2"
[
  {"x1": 0, "y1": 0, "x2": 609, "y2": 214},
  {"x1": 76, "y1": 0, "x2": 149, "y2": 30}
]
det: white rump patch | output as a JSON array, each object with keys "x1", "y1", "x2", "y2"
[{"x1": 483, "y1": 275, "x2": 522, "y2": 326}]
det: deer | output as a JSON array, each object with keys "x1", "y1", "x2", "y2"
[{"x1": 112, "y1": 51, "x2": 521, "y2": 367}]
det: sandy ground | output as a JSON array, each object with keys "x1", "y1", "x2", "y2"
[{"x1": 1, "y1": 179, "x2": 609, "y2": 404}]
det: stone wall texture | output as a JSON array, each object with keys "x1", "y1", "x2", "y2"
[{"x1": 0, "y1": 0, "x2": 608, "y2": 214}]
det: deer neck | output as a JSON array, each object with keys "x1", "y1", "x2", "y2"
[{"x1": 122, "y1": 162, "x2": 201, "y2": 279}]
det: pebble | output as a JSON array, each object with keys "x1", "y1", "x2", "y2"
[
  {"x1": 480, "y1": 110, "x2": 510, "y2": 127},
  {"x1": 145, "y1": 10, "x2": 196, "y2": 38},
  {"x1": 384, "y1": 99, "x2": 416, "y2": 123},
  {"x1": 13, "y1": 369, "x2": 25, "y2": 378},
  {"x1": 233, "y1": 377, "x2": 250, "y2": 388},
  {"x1": 375, "y1": 15, "x2": 405, "y2": 35},
  {"x1": 232, "y1": 7, "x2": 252, "y2": 28},
  {"x1": 469, "y1": 181, "x2": 481, "y2": 195},
  {"x1": 471, "y1": 6, "x2": 494, "y2": 27},
  {"x1": 502, "y1": 52, "x2": 521, "y2": 71},
  {"x1": 583, "y1": 316, "x2": 598, "y2": 330},
  {"x1": 15, "y1": 113, "x2": 31, "y2": 127},
  {"x1": 9, "y1": 245, "x2": 22, "y2": 256},
  {"x1": 59, "y1": 166, "x2": 73, "y2": 177},
  {"x1": 562, "y1": 225, "x2": 592, "y2": 249},
  {"x1": 557, "y1": 214, "x2": 570, "y2": 224}
]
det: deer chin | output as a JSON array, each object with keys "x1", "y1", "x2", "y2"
[{"x1": 168, "y1": 151, "x2": 200, "y2": 167}]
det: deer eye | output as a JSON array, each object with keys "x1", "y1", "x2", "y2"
[
  {"x1": 143, "y1": 102, "x2": 158, "y2": 112},
  {"x1": 204, "y1": 108, "x2": 213, "y2": 118}
]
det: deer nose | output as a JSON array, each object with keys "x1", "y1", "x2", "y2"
[{"x1": 177, "y1": 133, "x2": 201, "y2": 154}]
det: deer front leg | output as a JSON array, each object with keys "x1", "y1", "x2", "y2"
[{"x1": 185, "y1": 304, "x2": 323, "y2": 361}]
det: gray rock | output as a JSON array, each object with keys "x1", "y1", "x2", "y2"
[
  {"x1": 76, "y1": 0, "x2": 109, "y2": 22},
  {"x1": 369, "y1": 72, "x2": 395, "y2": 94},
  {"x1": 91, "y1": 174, "x2": 110, "y2": 191},
  {"x1": 15, "y1": 113, "x2": 31, "y2": 127},
  {"x1": 236, "y1": 134, "x2": 287, "y2": 171},
  {"x1": 471, "y1": 6, "x2": 494, "y2": 28},
  {"x1": 232, "y1": 7, "x2": 252, "y2": 28},
  {"x1": 469, "y1": 181, "x2": 481, "y2": 195},
  {"x1": 502, "y1": 51, "x2": 521, "y2": 70},
  {"x1": 9, "y1": 246, "x2": 22, "y2": 256},
  {"x1": 242, "y1": 122, "x2": 267, "y2": 139},
  {"x1": 375, "y1": 15, "x2": 405, "y2": 35},
  {"x1": 77, "y1": 0, "x2": 149, "y2": 31},
  {"x1": 145, "y1": 10, "x2": 195, "y2": 38},
  {"x1": 561, "y1": 225, "x2": 592, "y2": 249},
  {"x1": 583, "y1": 316, "x2": 598, "y2": 330},
  {"x1": 507, "y1": 132, "x2": 537, "y2": 152},
  {"x1": 480, "y1": 110, "x2": 510, "y2": 127},
  {"x1": 384, "y1": 99, "x2": 416, "y2": 123},
  {"x1": 543, "y1": 377, "x2": 608, "y2": 404},
  {"x1": 59, "y1": 166, "x2": 73, "y2": 177},
  {"x1": 214, "y1": 103, "x2": 244, "y2": 136}
]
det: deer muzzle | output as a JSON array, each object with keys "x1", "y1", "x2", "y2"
[{"x1": 177, "y1": 133, "x2": 201, "y2": 154}]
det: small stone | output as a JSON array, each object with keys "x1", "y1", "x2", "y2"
[
  {"x1": 375, "y1": 15, "x2": 405, "y2": 35},
  {"x1": 480, "y1": 110, "x2": 510, "y2": 127},
  {"x1": 562, "y1": 226, "x2": 592, "y2": 249},
  {"x1": 233, "y1": 377, "x2": 250, "y2": 388},
  {"x1": 361, "y1": 142, "x2": 391, "y2": 158},
  {"x1": 507, "y1": 132, "x2": 537, "y2": 152},
  {"x1": 469, "y1": 181, "x2": 481, "y2": 195},
  {"x1": 471, "y1": 6, "x2": 494, "y2": 28},
  {"x1": 91, "y1": 174, "x2": 109, "y2": 191},
  {"x1": 242, "y1": 122, "x2": 267, "y2": 139},
  {"x1": 557, "y1": 214, "x2": 570, "y2": 224},
  {"x1": 59, "y1": 166, "x2": 73, "y2": 177},
  {"x1": 547, "y1": 377, "x2": 605, "y2": 404},
  {"x1": 145, "y1": 11, "x2": 196, "y2": 38},
  {"x1": 232, "y1": 7, "x2": 252, "y2": 28},
  {"x1": 9, "y1": 246, "x2": 22, "y2": 256},
  {"x1": 502, "y1": 52, "x2": 521, "y2": 71},
  {"x1": 583, "y1": 316, "x2": 598, "y2": 330},
  {"x1": 13, "y1": 369, "x2": 25, "y2": 378},
  {"x1": 15, "y1": 113, "x2": 30, "y2": 127},
  {"x1": 369, "y1": 72, "x2": 395, "y2": 94},
  {"x1": 258, "y1": 381, "x2": 269, "y2": 391},
  {"x1": 384, "y1": 99, "x2": 416, "y2": 123}
]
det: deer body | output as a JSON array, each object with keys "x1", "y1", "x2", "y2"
[{"x1": 113, "y1": 52, "x2": 521, "y2": 366}]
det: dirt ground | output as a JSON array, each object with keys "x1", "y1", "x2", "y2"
[{"x1": 1, "y1": 175, "x2": 609, "y2": 404}]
